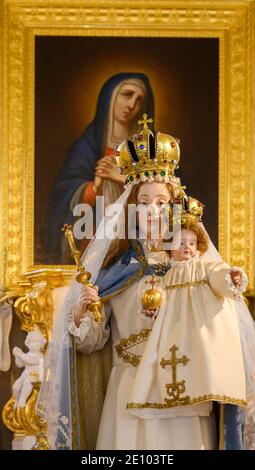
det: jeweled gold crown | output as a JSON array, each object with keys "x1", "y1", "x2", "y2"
[
  {"x1": 116, "y1": 114, "x2": 180, "y2": 187},
  {"x1": 169, "y1": 195, "x2": 204, "y2": 230},
  {"x1": 181, "y1": 195, "x2": 204, "y2": 223}
]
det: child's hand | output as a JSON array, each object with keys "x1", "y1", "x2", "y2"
[
  {"x1": 230, "y1": 269, "x2": 242, "y2": 288},
  {"x1": 142, "y1": 309, "x2": 158, "y2": 320},
  {"x1": 74, "y1": 286, "x2": 100, "y2": 326}
]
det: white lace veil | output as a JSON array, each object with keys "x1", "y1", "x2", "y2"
[
  {"x1": 37, "y1": 185, "x2": 133, "y2": 448},
  {"x1": 37, "y1": 189, "x2": 255, "y2": 450}
]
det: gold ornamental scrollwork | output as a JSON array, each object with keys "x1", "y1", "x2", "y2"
[
  {"x1": 2, "y1": 383, "x2": 47, "y2": 438},
  {"x1": 2, "y1": 269, "x2": 69, "y2": 448},
  {"x1": 1, "y1": 0, "x2": 254, "y2": 448},
  {"x1": 14, "y1": 269, "x2": 72, "y2": 337},
  {"x1": 14, "y1": 286, "x2": 53, "y2": 342}
]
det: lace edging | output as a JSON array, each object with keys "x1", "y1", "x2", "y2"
[{"x1": 66, "y1": 310, "x2": 93, "y2": 341}]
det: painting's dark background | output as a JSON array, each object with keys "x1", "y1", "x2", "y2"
[{"x1": 35, "y1": 36, "x2": 218, "y2": 263}]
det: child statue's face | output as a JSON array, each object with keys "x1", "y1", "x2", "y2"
[
  {"x1": 171, "y1": 229, "x2": 198, "y2": 261},
  {"x1": 25, "y1": 338, "x2": 41, "y2": 353},
  {"x1": 136, "y1": 182, "x2": 172, "y2": 241}
]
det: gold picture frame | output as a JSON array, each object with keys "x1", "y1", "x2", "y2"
[{"x1": 0, "y1": 0, "x2": 254, "y2": 294}]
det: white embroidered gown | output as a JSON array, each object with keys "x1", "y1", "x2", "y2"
[{"x1": 69, "y1": 250, "x2": 247, "y2": 450}]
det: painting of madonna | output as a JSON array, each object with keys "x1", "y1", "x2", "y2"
[{"x1": 44, "y1": 73, "x2": 154, "y2": 264}]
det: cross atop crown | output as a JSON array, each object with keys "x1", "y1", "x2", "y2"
[
  {"x1": 115, "y1": 113, "x2": 181, "y2": 189},
  {"x1": 138, "y1": 113, "x2": 153, "y2": 134}
]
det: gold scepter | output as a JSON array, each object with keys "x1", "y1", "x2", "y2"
[{"x1": 61, "y1": 224, "x2": 104, "y2": 324}]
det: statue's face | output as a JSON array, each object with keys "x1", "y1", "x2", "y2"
[
  {"x1": 171, "y1": 229, "x2": 198, "y2": 261},
  {"x1": 25, "y1": 336, "x2": 44, "y2": 352},
  {"x1": 25, "y1": 338, "x2": 38, "y2": 352},
  {"x1": 136, "y1": 182, "x2": 172, "y2": 241},
  {"x1": 113, "y1": 83, "x2": 145, "y2": 126}
]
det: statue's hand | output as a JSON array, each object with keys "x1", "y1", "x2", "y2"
[
  {"x1": 13, "y1": 347, "x2": 25, "y2": 368},
  {"x1": 78, "y1": 285, "x2": 100, "y2": 306},
  {"x1": 74, "y1": 285, "x2": 100, "y2": 326},
  {"x1": 230, "y1": 269, "x2": 242, "y2": 288},
  {"x1": 13, "y1": 346, "x2": 22, "y2": 357},
  {"x1": 142, "y1": 309, "x2": 158, "y2": 320}
]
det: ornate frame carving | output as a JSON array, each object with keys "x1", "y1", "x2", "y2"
[{"x1": 0, "y1": 0, "x2": 254, "y2": 294}]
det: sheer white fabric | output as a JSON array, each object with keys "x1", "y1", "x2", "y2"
[
  {"x1": 37, "y1": 196, "x2": 255, "y2": 449},
  {"x1": 81, "y1": 185, "x2": 133, "y2": 283},
  {"x1": 37, "y1": 187, "x2": 132, "y2": 448}
]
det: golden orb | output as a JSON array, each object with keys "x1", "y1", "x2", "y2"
[{"x1": 142, "y1": 286, "x2": 162, "y2": 311}]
